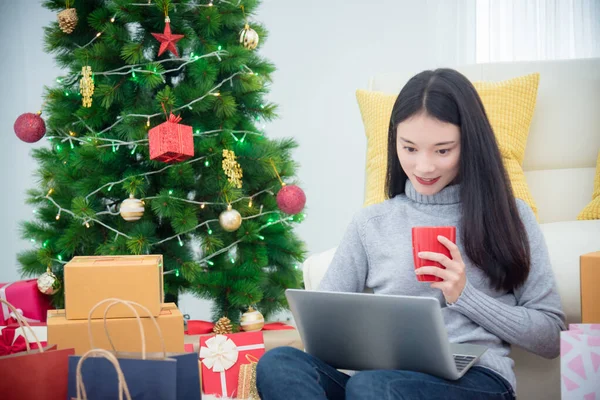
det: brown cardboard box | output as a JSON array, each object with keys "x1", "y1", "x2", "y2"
[
  {"x1": 581, "y1": 251, "x2": 600, "y2": 323},
  {"x1": 47, "y1": 303, "x2": 183, "y2": 355},
  {"x1": 64, "y1": 255, "x2": 163, "y2": 319}
]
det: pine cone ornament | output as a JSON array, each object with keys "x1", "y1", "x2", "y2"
[
  {"x1": 213, "y1": 316, "x2": 233, "y2": 334},
  {"x1": 58, "y1": 8, "x2": 78, "y2": 34}
]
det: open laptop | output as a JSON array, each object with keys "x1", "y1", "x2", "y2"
[{"x1": 285, "y1": 289, "x2": 487, "y2": 380}]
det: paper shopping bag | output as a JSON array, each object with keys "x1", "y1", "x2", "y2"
[
  {"x1": 0, "y1": 298, "x2": 74, "y2": 400},
  {"x1": 67, "y1": 298, "x2": 199, "y2": 400}
]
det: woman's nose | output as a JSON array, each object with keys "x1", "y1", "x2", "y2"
[{"x1": 415, "y1": 156, "x2": 435, "y2": 174}]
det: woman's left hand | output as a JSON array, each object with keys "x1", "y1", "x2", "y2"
[{"x1": 415, "y1": 235, "x2": 467, "y2": 304}]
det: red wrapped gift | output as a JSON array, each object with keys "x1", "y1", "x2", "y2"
[
  {"x1": 0, "y1": 280, "x2": 52, "y2": 325},
  {"x1": 199, "y1": 331, "x2": 265, "y2": 398},
  {"x1": 186, "y1": 320, "x2": 295, "y2": 335},
  {"x1": 149, "y1": 113, "x2": 194, "y2": 163},
  {"x1": 0, "y1": 325, "x2": 47, "y2": 355},
  {"x1": 261, "y1": 322, "x2": 295, "y2": 331}
]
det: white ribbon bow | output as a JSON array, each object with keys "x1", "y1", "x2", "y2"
[
  {"x1": 199, "y1": 334, "x2": 266, "y2": 398},
  {"x1": 200, "y1": 335, "x2": 239, "y2": 372}
]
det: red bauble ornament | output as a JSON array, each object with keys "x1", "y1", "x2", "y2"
[
  {"x1": 149, "y1": 113, "x2": 194, "y2": 163},
  {"x1": 276, "y1": 185, "x2": 306, "y2": 215},
  {"x1": 151, "y1": 18, "x2": 184, "y2": 57},
  {"x1": 14, "y1": 112, "x2": 46, "y2": 143}
]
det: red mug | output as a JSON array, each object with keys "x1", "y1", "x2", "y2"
[{"x1": 412, "y1": 226, "x2": 457, "y2": 282}]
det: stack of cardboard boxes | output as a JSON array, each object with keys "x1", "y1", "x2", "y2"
[{"x1": 47, "y1": 255, "x2": 184, "y2": 354}]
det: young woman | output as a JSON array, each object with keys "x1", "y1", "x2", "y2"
[{"x1": 256, "y1": 69, "x2": 566, "y2": 400}]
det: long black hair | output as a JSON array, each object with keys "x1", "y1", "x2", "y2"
[{"x1": 385, "y1": 68, "x2": 530, "y2": 292}]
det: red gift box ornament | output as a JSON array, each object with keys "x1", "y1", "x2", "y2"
[
  {"x1": 199, "y1": 333, "x2": 265, "y2": 398},
  {"x1": 148, "y1": 112, "x2": 194, "y2": 163}
]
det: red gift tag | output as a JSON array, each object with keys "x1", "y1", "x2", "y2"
[{"x1": 412, "y1": 226, "x2": 456, "y2": 282}]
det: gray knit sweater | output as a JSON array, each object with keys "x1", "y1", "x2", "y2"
[{"x1": 318, "y1": 180, "x2": 566, "y2": 391}]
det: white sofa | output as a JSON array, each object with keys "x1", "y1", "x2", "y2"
[{"x1": 302, "y1": 58, "x2": 600, "y2": 400}]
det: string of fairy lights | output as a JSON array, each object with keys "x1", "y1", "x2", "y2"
[
  {"x1": 40, "y1": 152, "x2": 297, "y2": 268},
  {"x1": 130, "y1": 0, "x2": 243, "y2": 8},
  {"x1": 47, "y1": 128, "x2": 263, "y2": 152},
  {"x1": 60, "y1": 63, "x2": 258, "y2": 136},
  {"x1": 74, "y1": 0, "x2": 246, "y2": 49},
  {"x1": 39, "y1": 148, "x2": 296, "y2": 267},
  {"x1": 42, "y1": 192, "x2": 293, "y2": 269},
  {"x1": 60, "y1": 49, "x2": 228, "y2": 87}
]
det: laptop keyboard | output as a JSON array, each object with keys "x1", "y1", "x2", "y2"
[{"x1": 453, "y1": 354, "x2": 476, "y2": 372}]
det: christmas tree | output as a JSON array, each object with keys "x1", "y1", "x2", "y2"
[{"x1": 16, "y1": 0, "x2": 307, "y2": 325}]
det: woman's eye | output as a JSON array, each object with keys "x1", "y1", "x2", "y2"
[
  {"x1": 403, "y1": 147, "x2": 416, "y2": 153},
  {"x1": 437, "y1": 149, "x2": 450, "y2": 155}
]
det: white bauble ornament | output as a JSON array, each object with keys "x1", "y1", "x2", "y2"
[
  {"x1": 239, "y1": 24, "x2": 259, "y2": 50},
  {"x1": 120, "y1": 194, "x2": 145, "y2": 222},
  {"x1": 219, "y1": 204, "x2": 242, "y2": 232},
  {"x1": 37, "y1": 267, "x2": 60, "y2": 295}
]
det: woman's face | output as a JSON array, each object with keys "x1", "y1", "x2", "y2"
[{"x1": 396, "y1": 113, "x2": 461, "y2": 195}]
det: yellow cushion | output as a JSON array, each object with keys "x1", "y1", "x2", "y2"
[
  {"x1": 357, "y1": 73, "x2": 540, "y2": 216},
  {"x1": 577, "y1": 151, "x2": 600, "y2": 220}
]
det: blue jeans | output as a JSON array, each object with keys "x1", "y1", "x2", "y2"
[{"x1": 256, "y1": 347, "x2": 515, "y2": 400}]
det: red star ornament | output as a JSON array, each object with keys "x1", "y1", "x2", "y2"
[{"x1": 151, "y1": 21, "x2": 184, "y2": 57}]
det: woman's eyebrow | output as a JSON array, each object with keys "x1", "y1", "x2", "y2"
[{"x1": 399, "y1": 137, "x2": 456, "y2": 146}]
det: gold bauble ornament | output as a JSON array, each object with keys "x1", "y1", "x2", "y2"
[
  {"x1": 57, "y1": 7, "x2": 78, "y2": 34},
  {"x1": 213, "y1": 316, "x2": 233, "y2": 335},
  {"x1": 219, "y1": 204, "x2": 242, "y2": 232},
  {"x1": 119, "y1": 194, "x2": 145, "y2": 222},
  {"x1": 37, "y1": 267, "x2": 61, "y2": 295},
  {"x1": 240, "y1": 307, "x2": 264, "y2": 332},
  {"x1": 239, "y1": 24, "x2": 259, "y2": 50},
  {"x1": 79, "y1": 66, "x2": 94, "y2": 108}
]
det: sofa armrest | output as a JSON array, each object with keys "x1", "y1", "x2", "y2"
[
  {"x1": 539, "y1": 219, "x2": 600, "y2": 324},
  {"x1": 302, "y1": 247, "x2": 337, "y2": 290}
]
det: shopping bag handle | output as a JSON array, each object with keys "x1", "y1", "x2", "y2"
[
  {"x1": 75, "y1": 348, "x2": 132, "y2": 400},
  {"x1": 0, "y1": 298, "x2": 43, "y2": 353},
  {"x1": 87, "y1": 298, "x2": 166, "y2": 359},
  {"x1": 104, "y1": 299, "x2": 167, "y2": 359}
]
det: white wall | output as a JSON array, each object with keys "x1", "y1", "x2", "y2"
[
  {"x1": 258, "y1": 0, "x2": 474, "y2": 256},
  {"x1": 0, "y1": 1, "x2": 63, "y2": 283},
  {"x1": 0, "y1": 0, "x2": 474, "y2": 320}
]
